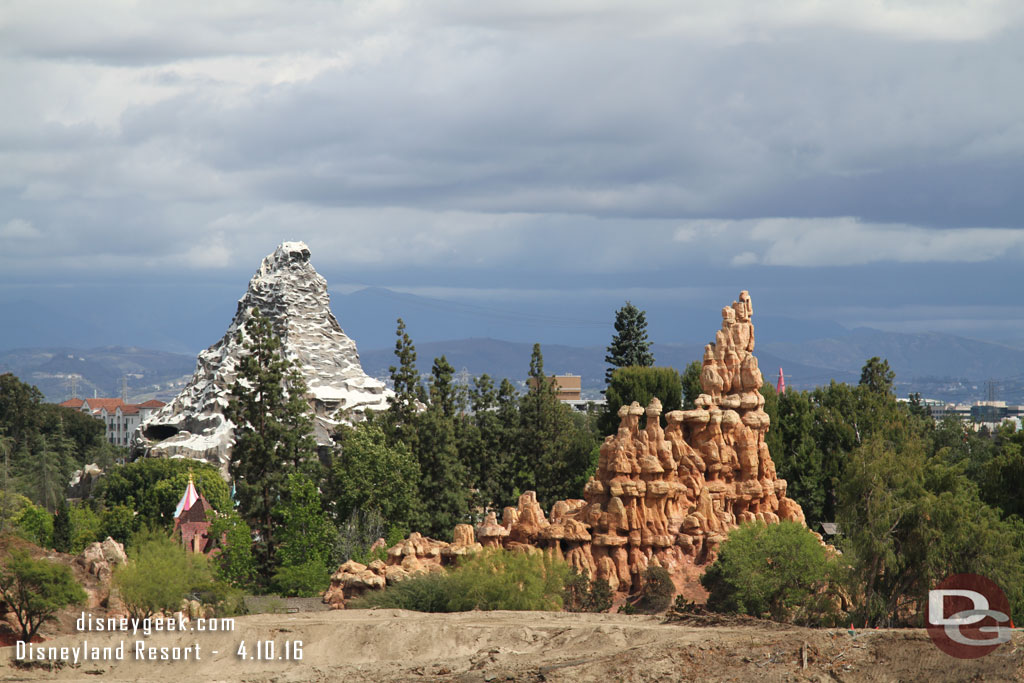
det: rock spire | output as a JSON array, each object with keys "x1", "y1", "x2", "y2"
[
  {"x1": 367, "y1": 290, "x2": 806, "y2": 600},
  {"x1": 134, "y1": 241, "x2": 391, "y2": 473}
]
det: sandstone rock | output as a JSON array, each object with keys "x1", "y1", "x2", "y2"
[
  {"x1": 384, "y1": 291, "x2": 807, "y2": 597},
  {"x1": 133, "y1": 242, "x2": 391, "y2": 474}
]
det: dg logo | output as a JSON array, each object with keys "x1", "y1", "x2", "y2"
[{"x1": 927, "y1": 573, "x2": 1012, "y2": 659}]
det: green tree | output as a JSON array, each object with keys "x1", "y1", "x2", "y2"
[
  {"x1": 225, "y1": 307, "x2": 317, "y2": 581},
  {"x1": 701, "y1": 521, "x2": 839, "y2": 624},
  {"x1": 602, "y1": 366, "x2": 683, "y2": 434},
  {"x1": 329, "y1": 424, "x2": 421, "y2": 536},
  {"x1": 0, "y1": 549, "x2": 86, "y2": 642},
  {"x1": 387, "y1": 318, "x2": 425, "y2": 446},
  {"x1": 100, "y1": 504, "x2": 138, "y2": 546},
  {"x1": 413, "y1": 374, "x2": 469, "y2": 538},
  {"x1": 68, "y1": 503, "x2": 102, "y2": 554},
  {"x1": 771, "y1": 389, "x2": 827, "y2": 523},
  {"x1": 680, "y1": 360, "x2": 702, "y2": 409},
  {"x1": 605, "y1": 302, "x2": 655, "y2": 383},
  {"x1": 206, "y1": 511, "x2": 256, "y2": 588},
  {"x1": 858, "y1": 356, "x2": 895, "y2": 395},
  {"x1": 15, "y1": 503, "x2": 53, "y2": 548},
  {"x1": 97, "y1": 459, "x2": 230, "y2": 531},
  {"x1": 114, "y1": 530, "x2": 214, "y2": 619},
  {"x1": 272, "y1": 473, "x2": 336, "y2": 596},
  {"x1": 837, "y1": 432, "x2": 1024, "y2": 626},
  {"x1": 0, "y1": 431, "x2": 15, "y2": 534},
  {"x1": 52, "y1": 497, "x2": 72, "y2": 553},
  {"x1": 520, "y1": 344, "x2": 598, "y2": 507}
]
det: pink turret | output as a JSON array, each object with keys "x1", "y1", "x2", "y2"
[{"x1": 776, "y1": 367, "x2": 785, "y2": 394}]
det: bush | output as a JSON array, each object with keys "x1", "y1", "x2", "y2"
[
  {"x1": 15, "y1": 503, "x2": 53, "y2": 548},
  {"x1": 271, "y1": 560, "x2": 330, "y2": 598},
  {"x1": 701, "y1": 521, "x2": 838, "y2": 624},
  {"x1": 352, "y1": 549, "x2": 572, "y2": 612},
  {"x1": 638, "y1": 565, "x2": 675, "y2": 613},
  {"x1": 114, "y1": 529, "x2": 214, "y2": 619},
  {"x1": 563, "y1": 568, "x2": 613, "y2": 612}
]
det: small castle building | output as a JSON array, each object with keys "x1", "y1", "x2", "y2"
[{"x1": 173, "y1": 474, "x2": 215, "y2": 554}]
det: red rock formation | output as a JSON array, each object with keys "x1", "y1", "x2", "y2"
[{"x1": 372, "y1": 290, "x2": 805, "y2": 595}]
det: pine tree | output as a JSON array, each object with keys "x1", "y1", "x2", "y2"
[
  {"x1": 387, "y1": 318, "x2": 424, "y2": 447},
  {"x1": 225, "y1": 308, "x2": 316, "y2": 583},
  {"x1": 605, "y1": 301, "x2": 654, "y2": 383},
  {"x1": 52, "y1": 497, "x2": 72, "y2": 553}
]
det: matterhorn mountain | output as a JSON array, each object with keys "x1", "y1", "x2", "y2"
[{"x1": 134, "y1": 242, "x2": 391, "y2": 474}]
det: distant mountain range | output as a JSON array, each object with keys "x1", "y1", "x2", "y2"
[
  {"x1": 6, "y1": 286, "x2": 1024, "y2": 404},
  {"x1": 8, "y1": 326, "x2": 1024, "y2": 405}
]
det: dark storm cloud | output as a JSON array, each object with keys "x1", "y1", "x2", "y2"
[{"x1": 3, "y1": 1, "x2": 1024, "y2": 345}]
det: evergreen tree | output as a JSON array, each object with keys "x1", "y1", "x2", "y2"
[
  {"x1": 411, "y1": 358, "x2": 469, "y2": 538},
  {"x1": 520, "y1": 344, "x2": 598, "y2": 508},
  {"x1": 388, "y1": 318, "x2": 424, "y2": 439},
  {"x1": 52, "y1": 497, "x2": 72, "y2": 553},
  {"x1": 858, "y1": 356, "x2": 895, "y2": 395},
  {"x1": 225, "y1": 308, "x2": 316, "y2": 583},
  {"x1": 604, "y1": 301, "x2": 654, "y2": 383},
  {"x1": 272, "y1": 473, "x2": 336, "y2": 596},
  {"x1": 680, "y1": 360, "x2": 703, "y2": 409}
]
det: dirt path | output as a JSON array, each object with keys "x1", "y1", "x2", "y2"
[{"x1": 2, "y1": 609, "x2": 1021, "y2": 682}]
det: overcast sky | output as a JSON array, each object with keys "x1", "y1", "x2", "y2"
[{"x1": 3, "y1": 1, "x2": 1024, "y2": 351}]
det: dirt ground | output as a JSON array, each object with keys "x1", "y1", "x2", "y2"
[{"x1": 2, "y1": 609, "x2": 1022, "y2": 682}]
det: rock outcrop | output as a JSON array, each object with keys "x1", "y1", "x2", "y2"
[
  {"x1": 75, "y1": 536, "x2": 128, "y2": 608},
  {"x1": 133, "y1": 242, "x2": 391, "y2": 474},
  {"x1": 378, "y1": 291, "x2": 805, "y2": 594}
]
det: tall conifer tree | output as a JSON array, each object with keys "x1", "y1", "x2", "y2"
[
  {"x1": 605, "y1": 301, "x2": 654, "y2": 383},
  {"x1": 225, "y1": 308, "x2": 316, "y2": 583}
]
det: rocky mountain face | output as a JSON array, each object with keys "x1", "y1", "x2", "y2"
[
  {"x1": 343, "y1": 291, "x2": 807, "y2": 602},
  {"x1": 133, "y1": 242, "x2": 391, "y2": 474}
]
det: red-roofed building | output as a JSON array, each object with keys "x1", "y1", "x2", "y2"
[{"x1": 60, "y1": 397, "x2": 166, "y2": 446}]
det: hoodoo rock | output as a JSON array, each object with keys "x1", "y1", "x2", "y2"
[
  {"x1": 133, "y1": 242, "x2": 391, "y2": 474},
  {"x1": 380, "y1": 290, "x2": 806, "y2": 594}
]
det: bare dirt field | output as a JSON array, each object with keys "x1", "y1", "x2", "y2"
[{"x1": 2, "y1": 609, "x2": 1022, "y2": 682}]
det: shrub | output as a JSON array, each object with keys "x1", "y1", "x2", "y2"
[
  {"x1": 563, "y1": 568, "x2": 613, "y2": 612},
  {"x1": 114, "y1": 529, "x2": 214, "y2": 619},
  {"x1": 15, "y1": 503, "x2": 53, "y2": 548},
  {"x1": 638, "y1": 565, "x2": 675, "y2": 613},
  {"x1": 271, "y1": 560, "x2": 330, "y2": 598},
  {"x1": 701, "y1": 520, "x2": 838, "y2": 624},
  {"x1": 352, "y1": 549, "x2": 572, "y2": 612}
]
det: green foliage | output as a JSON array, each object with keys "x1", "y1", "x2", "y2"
[
  {"x1": 206, "y1": 511, "x2": 256, "y2": 588},
  {"x1": 837, "y1": 432, "x2": 1024, "y2": 626},
  {"x1": 271, "y1": 560, "x2": 330, "y2": 598},
  {"x1": 329, "y1": 424, "x2": 421, "y2": 536},
  {"x1": 859, "y1": 357, "x2": 895, "y2": 395},
  {"x1": 604, "y1": 301, "x2": 654, "y2": 383},
  {"x1": 15, "y1": 503, "x2": 53, "y2": 548},
  {"x1": 52, "y1": 497, "x2": 72, "y2": 552},
  {"x1": 562, "y1": 569, "x2": 613, "y2": 612},
  {"x1": 602, "y1": 366, "x2": 682, "y2": 434},
  {"x1": 0, "y1": 549, "x2": 87, "y2": 641},
  {"x1": 0, "y1": 374, "x2": 107, "y2": 512},
  {"x1": 702, "y1": 521, "x2": 838, "y2": 624},
  {"x1": 97, "y1": 458, "x2": 230, "y2": 531},
  {"x1": 115, "y1": 529, "x2": 215, "y2": 619},
  {"x1": 226, "y1": 307, "x2": 317, "y2": 582},
  {"x1": 68, "y1": 503, "x2": 102, "y2": 554},
  {"x1": 519, "y1": 344, "x2": 599, "y2": 508},
  {"x1": 353, "y1": 549, "x2": 571, "y2": 612},
  {"x1": 272, "y1": 473, "x2": 335, "y2": 594},
  {"x1": 680, "y1": 360, "x2": 702, "y2": 410},
  {"x1": 386, "y1": 317, "x2": 425, "y2": 446},
  {"x1": 638, "y1": 565, "x2": 675, "y2": 613},
  {"x1": 100, "y1": 504, "x2": 138, "y2": 546}
]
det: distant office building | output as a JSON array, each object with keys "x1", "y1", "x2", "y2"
[
  {"x1": 909, "y1": 398, "x2": 1023, "y2": 432},
  {"x1": 527, "y1": 373, "x2": 582, "y2": 401},
  {"x1": 60, "y1": 397, "x2": 166, "y2": 446}
]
